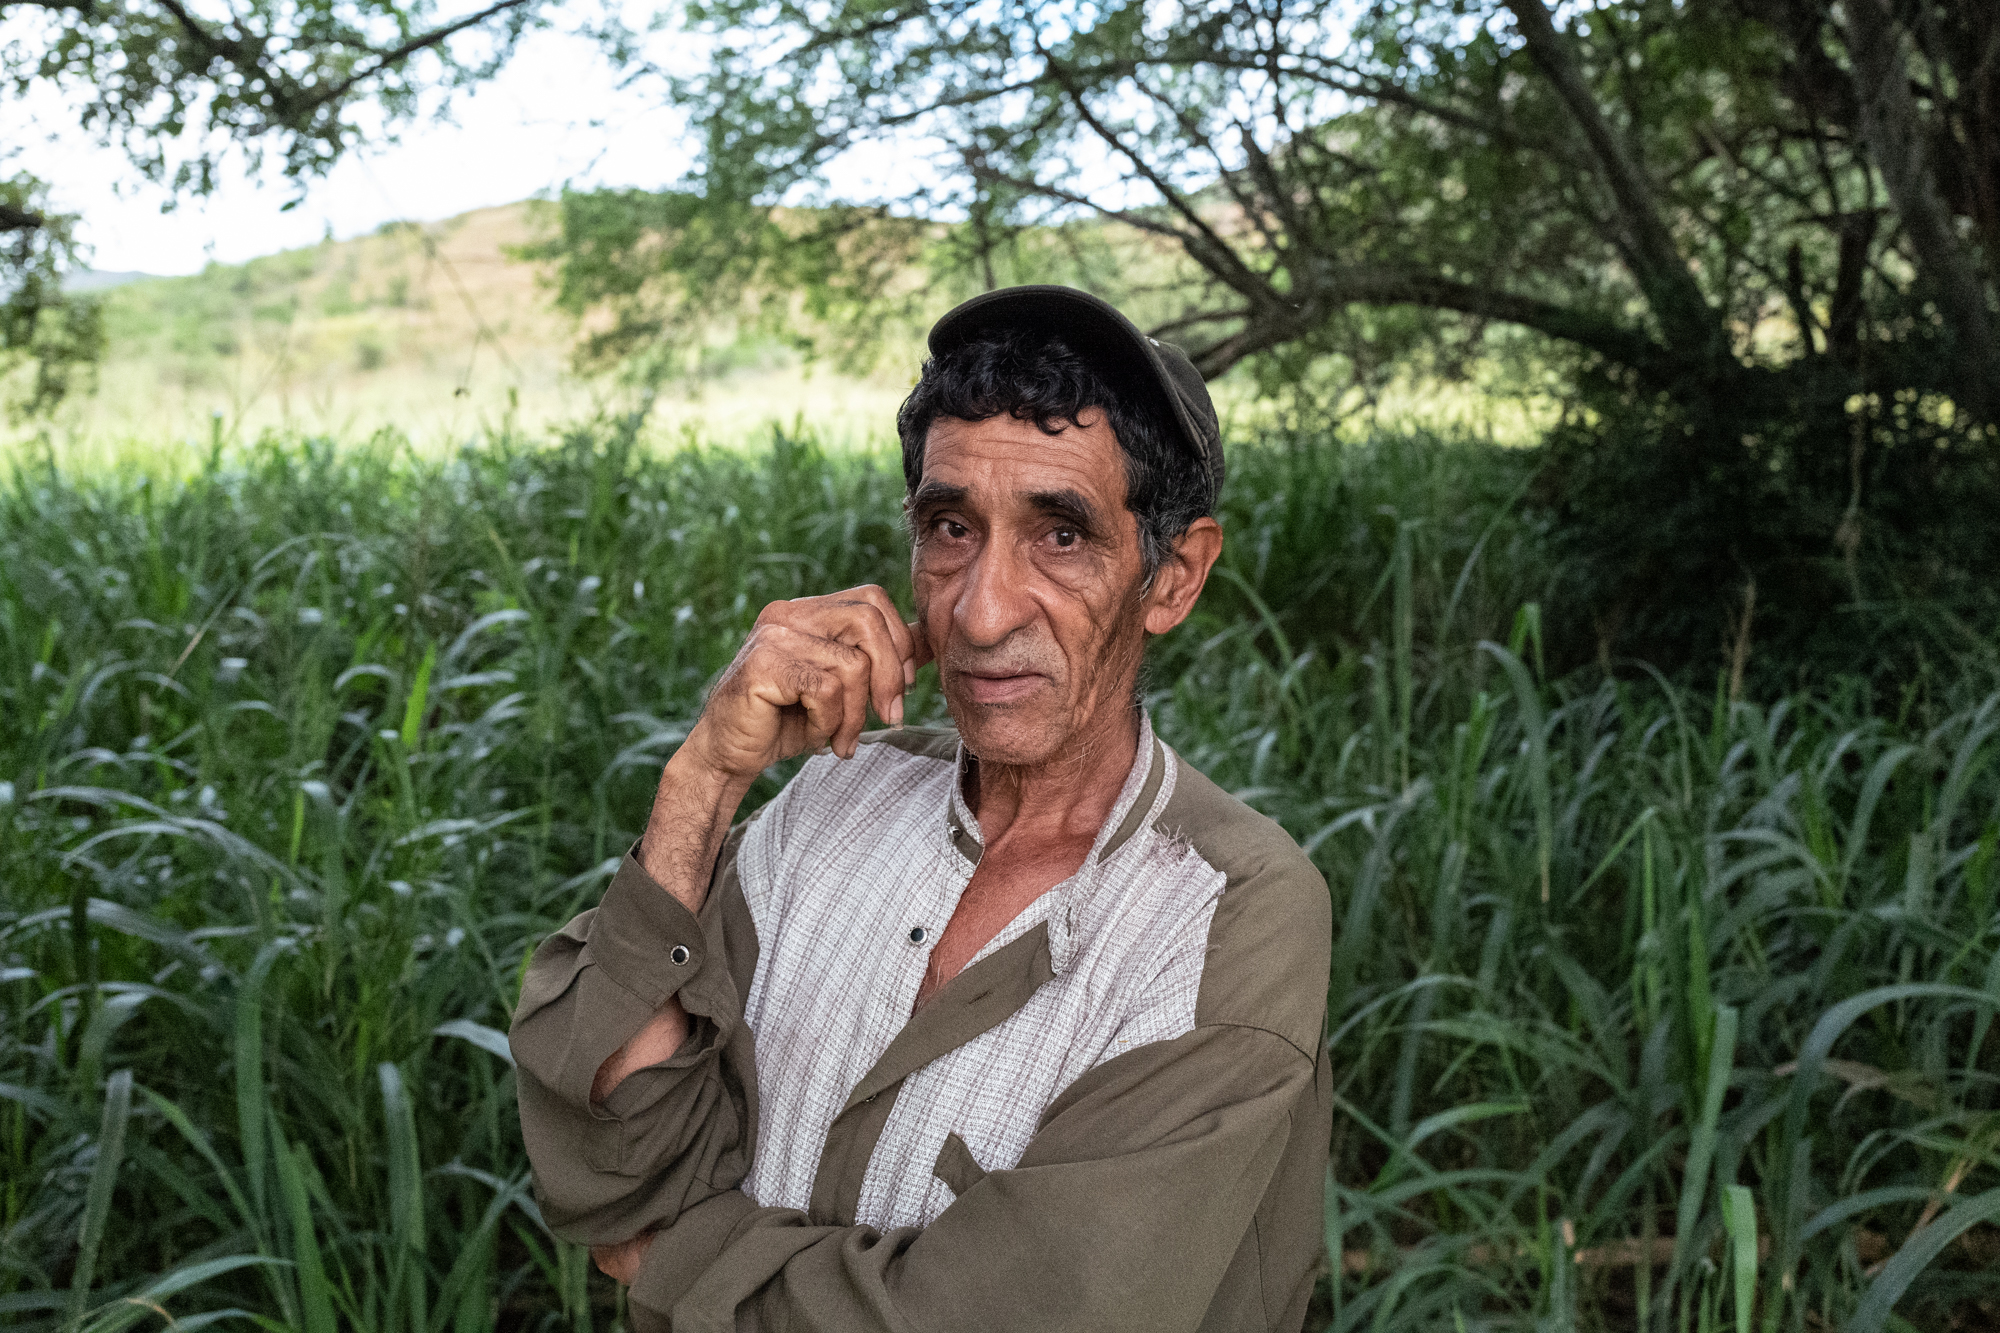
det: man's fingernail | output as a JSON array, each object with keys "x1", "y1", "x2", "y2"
[
  {"x1": 903, "y1": 658, "x2": 915, "y2": 686},
  {"x1": 814, "y1": 745, "x2": 832, "y2": 757},
  {"x1": 889, "y1": 697, "x2": 904, "y2": 729}
]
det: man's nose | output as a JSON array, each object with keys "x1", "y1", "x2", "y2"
[{"x1": 954, "y1": 536, "x2": 1035, "y2": 648}]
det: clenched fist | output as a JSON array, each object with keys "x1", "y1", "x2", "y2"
[{"x1": 685, "y1": 584, "x2": 932, "y2": 779}]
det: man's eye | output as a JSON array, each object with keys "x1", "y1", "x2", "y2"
[
  {"x1": 940, "y1": 519, "x2": 969, "y2": 539},
  {"x1": 1052, "y1": 528, "x2": 1078, "y2": 548}
]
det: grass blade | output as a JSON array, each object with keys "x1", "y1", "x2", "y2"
[
  {"x1": 401, "y1": 642, "x2": 437, "y2": 749},
  {"x1": 274, "y1": 1136, "x2": 337, "y2": 1333},
  {"x1": 1720, "y1": 1184, "x2": 1757, "y2": 1333},
  {"x1": 1666, "y1": 1004, "x2": 1737, "y2": 1312},
  {"x1": 1479, "y1": 640, "x2": 1551, "y2": 903},
  {"x1": 67, "y1": 1068, "x2": 134, "y2": 1331},
  {"x1": 381, "y1": 1062, "x2": 427, "y2": 1333},
  {"x1": 234, "y1": 938, "x2": 290, "y2": 1230},
  {"x1": 1848, "y1": 1187, "x2": 2000, "y2": 1333}
]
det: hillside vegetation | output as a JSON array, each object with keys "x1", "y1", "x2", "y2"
[
  {"x1": 3, "y1": 424, "x2": 1996, "y2": 1332},
  {"x1": 16, "y1": 205, "x2": 914, "y2": 460}
]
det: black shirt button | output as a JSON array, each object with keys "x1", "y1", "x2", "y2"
[
  {"x1": 908, "y1": 926, "x2": 928, "y2": 945},
  {"x1": 670, "y1": 944, "x2": 691, "y2": 966}
]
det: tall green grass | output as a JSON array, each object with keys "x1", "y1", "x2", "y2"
[{"x1": 2, "y1": 422, "x2": 1995, "y2": 1331}]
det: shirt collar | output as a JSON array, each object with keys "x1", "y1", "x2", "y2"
[{"x1": 942, "y1": 711, "x2": 1169, "y2": 973}]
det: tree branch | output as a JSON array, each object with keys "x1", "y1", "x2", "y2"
[
  {"x1": 1148, "y1": 306, "x2": 1253, "y2": 338},
  {"x1": 1083, "y1": 49, "x2": 1530, "y2": 151},
  {"x1": 1827, "y1": 209, "x2": 1878, "y2": 362},
  {"x1": 288, "y1": 0, "x2": 539, "y2": 116},
  {"x1": 152, "y1": 0, "x2": 536, "y2": 128},
  {"x1": 153, "y1": 0, "x2": 263, "y2": 67},
  {"x1": 0, "y1": 203, "x2": 47, "y2": 233},
  {"x1": 1376, "y1": 277, "x2": 1661, "y2": 371},
  {"x1": 1502, "y1": 0, "x2": 1721, "y2": 355},
  {"x1": 967, "y1": 115, "x2": 1668, "y2": 384},
  {"x1": 1035, "y1": 42, "x2": 1281, "y2": 312}
]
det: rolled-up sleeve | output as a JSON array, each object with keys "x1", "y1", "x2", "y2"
[{"x1": 509, "y1": 821, "x2": 763, "y2": 1244}]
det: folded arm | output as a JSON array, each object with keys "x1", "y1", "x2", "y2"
[
  {"x1": 622, "y1": 1021, "x2": 1321, "y2": 1333},
  {"x1": 508, "y1": 824, "x2": 763, "y2": 1249},
  {"x1": 514, "y1": 840, "x2": 1324, "y2": 1333}
]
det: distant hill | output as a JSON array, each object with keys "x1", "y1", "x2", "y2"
[
  {"x1": 32, "y1": 202, "x2": 911, "y2": 455},
  {"x1": 65, "y1": 270, "x2": 157, "y2": 293}
]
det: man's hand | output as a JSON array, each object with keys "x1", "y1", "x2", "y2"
[
  {"x1": 592, "y1": 1232, "x2": 652, "y2": 1285},
  {"x1": 640, "y1": 584, "x2": 926, "y2": 908},
  {"x1": 686, "y1": 584, "x2": 928, "y2": 778}
]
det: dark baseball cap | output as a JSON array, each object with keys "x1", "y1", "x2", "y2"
[{"x1": 926, "y1": 284, "x2": 1225, "y2": 498}]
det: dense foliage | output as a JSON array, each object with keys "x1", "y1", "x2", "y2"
[{"x1": 3, "y1": 425, "x2": 1996, "y2": 1331}]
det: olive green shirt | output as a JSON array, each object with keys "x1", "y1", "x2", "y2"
[{"x1": 511, "y1": 720, "x2": 1333, "y2": 1331}]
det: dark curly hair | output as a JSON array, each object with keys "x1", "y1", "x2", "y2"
[{"x1": 895, "y1": 328, "x2": 1215, "y2": 578}]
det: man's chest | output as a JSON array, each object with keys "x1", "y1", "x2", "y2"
[
  {"x1": 733, "y1": 834, "x2": 1217, "y2": 1230},
  {"x1": 916, "y1": 832, "x2": 1093, "y2": 1008}
]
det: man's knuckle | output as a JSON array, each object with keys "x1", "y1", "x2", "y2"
[
  {"x1": 788, "y1": 662, "x2": 828, "y2": 697},
  {"x1": 749, "y1": 627, "x2": 807, "y2": 666}
]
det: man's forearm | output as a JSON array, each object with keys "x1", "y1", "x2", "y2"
[{"x1": 590, "y1": 744, "x2": 754, "y2": 1104}]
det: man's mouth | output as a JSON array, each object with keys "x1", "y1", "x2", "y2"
[{"x1": 953, "y1": 669, "x2": 1048, "y2": 705}]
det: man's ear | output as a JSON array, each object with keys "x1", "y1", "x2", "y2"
[{"x1": 1143, "y1": 517, "x2": 1224, "y2": 636}]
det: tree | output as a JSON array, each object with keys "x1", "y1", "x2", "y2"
[
  {"x1": 0, "y1": 0, "x2": 549, "y2": 414},
  {"x1": 553, "y1": 0, "x2": 2000, "y2": 678},
  {"x1": 1, "y1": 167, "x2": 101, "y2": 415}
]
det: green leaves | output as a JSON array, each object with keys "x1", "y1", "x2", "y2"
[
  {"x1": 1719, "y1": 1184, "x2": 1757, "y2": 1333},
  {"x1": 9, "y1": 0, "x2": 547, "y2": 192},
  {"x1": 273, "y1": 1138, "x2": 337, "y2": 1333},
  {"x1": 0, "y1": 170, "x2": 104, "y2": 419},
  {"x1": 1160, "y1": 434, "x2": 2000, "y2": 1328},
  {"x1": 1851, "y1": 1189, "x2": 2000, "y2": 1333},
  {"x1": 380, "y1": 1062, "x2": 428, "y2": 1333},
  {"x1": 401, "y1": 643, "x2": 437, "y2": 750}
]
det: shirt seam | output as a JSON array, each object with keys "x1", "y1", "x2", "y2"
[{"x1": 1191, "y1": 1018, "x2": 1318, "y2": 1065}]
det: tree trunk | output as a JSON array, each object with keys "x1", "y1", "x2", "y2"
[{"x1": 1842, "y1": 0, "x2": 2000, "y2": 422}]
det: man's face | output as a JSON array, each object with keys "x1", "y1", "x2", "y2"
[{"x1": 908, "y1": 410, "x2": 1156, "y2": 767}]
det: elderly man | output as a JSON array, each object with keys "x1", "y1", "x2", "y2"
[{"x1": 510, "y1": 286, "x2": 1332, "y2": 1332}]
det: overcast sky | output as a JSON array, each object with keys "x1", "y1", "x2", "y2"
[{"x1": 13, "y1": 23, "x2": 694, "y2": 277}]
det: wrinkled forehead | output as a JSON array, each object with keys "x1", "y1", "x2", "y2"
[{"x1": 916, "y1": 413, "x2": 1127, "y2": 512}]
